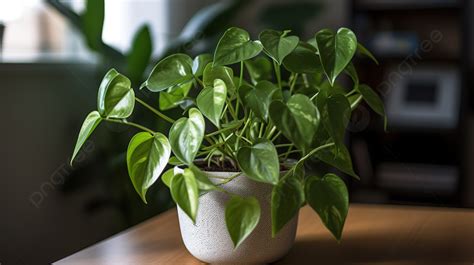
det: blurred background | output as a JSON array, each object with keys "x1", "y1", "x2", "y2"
[{"x1": 0, "y1": 0, "x2": 473, "y2": 264}]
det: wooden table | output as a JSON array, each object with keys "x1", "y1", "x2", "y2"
[{"x1": 56, "y1": 204, "x2": 474, "y2": 265}]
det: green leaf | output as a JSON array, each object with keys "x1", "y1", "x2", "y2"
[
  {"x1": 71, "y1": 111, "x2": 102, "y2": 165},
  {"x1": 159, "y1": 81, "x2": 193, "y2": 111},
  {"x1": 97, "y1": 69, "x2": 135, "y2": 118},
  {"x1": 162, "y1": 166, "x2": 183, "y2": 188},
  {"x1": 357, "y1": 43, "x2": 378, "y2": 65},
  {"x1": 169, "y1": 108, "x2": 205, "y2": 165},
  {"x1": 81, "y1": 0, "x2": 104, "y2": 51},
  {"x1": 344, "y1": 62, "x2": 359, "y2": 88},
  {"x1": 144, "y1": 54, "x2": 194, "y2": 92},
  {"x1": 315, "y1": 28, "x2": 357, "y2": 85},
  {"x1": 214, "y1": 27, "x2": 263, "y2": 66},
  {"x1": 312, "y1": 130, "x2": 358, "y2": 179},
  {"x1": 320, "y1": 94, "x2": 351, "y2": 144},
  {"x1": 127, "y1": 25, "x2": 153, "y2": 82},
  {"x1": 358, "y1": 84, "x2": 387, "y2": 130},
  {"x1": 269, "y1": 94, "x2": 320, "y2": 154},
  {"x1": 305, "y1": 173, "x2": 349, "y2": 241},
  {"x1": 196, "y1": 79, "x2": 227, "y2": 127},
  {"x1": 192, "y1": 54, "x2": 212, "y2": 77},
  {"x1": 225, "y1": 196, "x2": 261, "y2": 248},
  {"x1": 126, "y1": 132, "x2": 171, "y2": 203},
  {"x1": 348, "y1": 93, "x2": 363, "y2": 110},
  {"x1": 259, "y1": 29, "x2": 299, "y2": 65},
  {"x1": 282, "y1": 42, "x2": 322, "y2": 74},
  {"x1": 189, "y1": 165, "x2": 218, "y2": 191},
  {"x1": 171, "y1": 170, "x2": 199, "y2": 223},
  {"x1": 271, "y1": 177, "x2": 304, "y2": 236},
  {"x1": 203, "y1": 63, "x2": 236, "y2": 94},
  {"x1": 238, "y1": 81, "x2": 278, "y2": 121},
  {"x1": 244, "y1": 57, "x2": 273, "y2": 84},
  {"x1": 237, "y1": 138, "x2": 279, "y2": 184}
]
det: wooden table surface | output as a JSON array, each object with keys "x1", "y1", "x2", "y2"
[{"x1": 56, "y1": 204, "x2": 474, "y2": 265}]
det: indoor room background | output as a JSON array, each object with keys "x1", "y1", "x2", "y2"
[{"x1": 1, "y1": 0, "x2": 473, "y2": 264}]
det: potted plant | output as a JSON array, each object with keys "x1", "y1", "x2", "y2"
[{"x1": 71, "y1": 27, "x2": 384, "y2": 264}]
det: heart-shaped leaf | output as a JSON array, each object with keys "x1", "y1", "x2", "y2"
[
  {"x1": 305, "y1": 173, "x2": 348, "y2": 241},
  {"x1": 238, "y1": 81, "x2": 278, "y2": 121},
  {"x1": 126, "y1": 132, "x2": 171, "y2": 203},
  {"x1": 315, "y1": 28, "x2": 357, "y2": 85},
  {"x1": 282, "y1": 42, "x2": 322, "y2": 74},
  {"x1": 312, "y1": 126, "x2": 358, "y2": 179},
  {"x1": 143, "y1": 53, "x2": 194, "y2": 92},
  {"x1": 97, "y1": 68, "x2": 135, "y2": 118},
  {"x1": 197, "y1": 79, "x2": 227, "y2": 127},
  {"x1": 259, "y1": 29, "x2": 299, "y2": 65},
  {"x1": 161, "y1": 166, "x2": 184, "y2": 188},
  {"x1": 318, "y1": 93, "x2": 351, "y2": 144},
  {"x1": 271, "y1": 177, "x2": 304, "y2": 236},
  {"x1": 237, "y1": 138, "x2": 279, "y2": 184},
  {"x1": 171, "y1": 170, "x2": 199, "y2": 223},
  {"x1": 214, "y1": 27, "x2": 263, "y2": 66},
  {"x1": 225, "y1": 196, "x2": 261, "y2": 248},
  {"x1": 159, "y1": 81, "x2": 193, "y2": 111},
  {"x1": 189, "y1": 165, "x2": 218, "y2": 191},
  {"x1": 192, "y1": 54, "x2": 212, "y2": 77},
  {"x1": 71, "y1": 111, "x2": 102, "y2": 164},
  {"x1": 269, "y1": 94, "x2": 320, "y2": 154},
  {"x1": 169, "y1": 108, "x2": 205, "y2": 165},
  {"x1": 358, "y1": 84, "x2": 387, "y2": 130},
  {"x1": 202, "y1": 63, "x2": 236, "y2": 94},
  {"x1": 244, "y1": 56, "x2": 273, "y2": 84}
]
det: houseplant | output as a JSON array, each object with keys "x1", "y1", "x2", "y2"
[{"x1": 71, "y1": 27, "x2": 383, "y2": 263}]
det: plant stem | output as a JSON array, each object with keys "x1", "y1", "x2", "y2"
[
  {"x1": 345, "y1": 88, "x2": 357, "y2": 97},
  {"x1": 273, "y1": 60, "x2": 282, "y2": 89},
  {"x1": 104, "y1": 118, "x2": 155, "y2": 134},
  {"x1": 289, "y1": 73, "x2": 299, "y2": 93},
  {"x1": 136, "y1": 97, "x2": 175, "y2": 123},
  {"x1": 275, "y1": 143, "x2": 294, "y2": 148},
  {"x1": 239, "y1": 61, "x2": 244, "y2": 88},
  {"x1": 217, "y1": 172, "x2": 242, "y2": 185}
]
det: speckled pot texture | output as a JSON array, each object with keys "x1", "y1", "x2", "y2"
[{"x1": 177, "y1": 171, "x2": 298, "y2": 264}]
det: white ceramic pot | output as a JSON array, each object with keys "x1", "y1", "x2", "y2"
[{"x1": 177, "y1": 171, "x2": 298, "y2": 264}]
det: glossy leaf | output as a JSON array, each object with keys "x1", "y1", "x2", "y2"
[
  {"x1": 312, "y1": 128, "x2": 358, "y2": 179},
  {"x1": 71, "y1": 111, "x2": 102, "y2": 165},
  {"x1": 144, "y1": 54, "x2": 194, "y2": 92},
  {"x1": 357, "y1": 43, "x2": 378, "y2": 65},
  {"x1": 169, "y1": 108, "x2": 205, "y2": 165},
  {"x1": 197, "y1": 79, "x2": 227, "y2": 127},
  {"x1": 97, "y1": 69, "x2": 135, "y2": 118},
  {"x1": 259, "y1": 29, "x2": 299, "y2": 65},
  {"x1": 344, "y1": 62, "x2": 359, "y2": 88},
  {"x1": 271, "y1": 177, "x2": 304, "y2": 236},
  {"x1": 127, "y1": 25, "x2": 153, "y2": 82},
  {"x1": 189, "y1": 165, "x2": 218, "y2": 191},
  {"x1": 358, "y1": 84, "x2": 387, "y2": 130},
  {"x1": 161, "y1": 166, "x2": 184, "y2": 188},
  {"x1": 244, "y1": 57, "x2": 273, "y2": 84},
  {"x1": 171, "y1": 170, "x2": 199, "y2": 222},
  {"x1": 126, "y1": 132, "x2": 171, "y2": 203},
  {"x1": 159, "y1": 81, "x2": 193, "y2": 111},
  {"x1": 81, "y1": 0, "x2": 104, "y2": 51},
  {"x1": 214, "y1": 27, "x2": 263, "y2": 66},
  {"x1": 315, "y1": 28, "x2": 357, "y2": 85},
  {"x1": 269, "y1": 94, "x2": 319, "y2": 154},
  {"x1": 305, "y1": 174, "x2": 349, "y2": 241},
  {"x1": 192, "y1": 54, "x2": 212, "y2": 77},
  {"x1": 282, "y1": 42, "x2": 322, "y2": 74},
  {"x1": 237, "y1": 138, "x2": 279, "y2": 184},
  {"x1": 225, "y1": 196, "x2": 261, "y2": 248},
  {"x1": 202, "y1": 63, "x2": 235, "y2": 94},
  {"x1": 238, "y1": 81, "x2": 278, "y2": 121}
]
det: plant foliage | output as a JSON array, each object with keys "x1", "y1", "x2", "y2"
[{"x1": 71, "y1": 27, "x2": 384, "y2": 246}]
